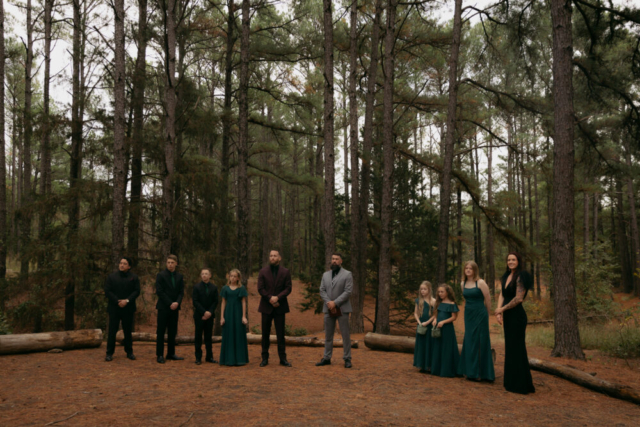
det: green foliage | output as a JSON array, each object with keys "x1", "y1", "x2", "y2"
[
  {"x1": 574, "y1": 242, "x2": 619, "y2": 317},
  {"x1": 250, "y1": 324, "x2": 261, "y2": 335},
  {"x1": 0, "y1": 311, "x2": 12, "y2": 335},
  {"x1": 284, "y1": 324, "x2": 308, "y2": 337}
]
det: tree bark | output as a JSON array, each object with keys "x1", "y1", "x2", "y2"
[
  {"x1": 161, "y1": 0, "x2": 178, "y2": 258},
  {"x1": 0, "y1": 0, "x2": 6, "y2": 279},
  {"x1": 21, "y1": 0, "x2": 34, "y2": 279},
  {"x1": 436, "y1": 0, "x2": 463, "y2": 284},
  {"x1": 549, "y1": 0, "x2": 583, "y2": 359},
  {"x1": 322, "y1": 0, "x2": 336, "y2": 269},
  {"x1": 127, "y1": 0, "x2": 149, "y2": 265},
  {"x1": 624, "y1": 142, "x2": 640, "y2": 296},
  {"x1": 236, "y1": 0, "x2": 251, "y2": 287},
  {"x1": 375, "y1": 0, "x2": 397, "y2": 335},
  {"x1": 615, "y1": 178, "x2": 634, "y2": 293},
  {"x1": 112, "y1": 0, "x2": 126, "y2": 267},
  {"x1": 486, "y1": 139, "x2": 495, "y2": 294}
]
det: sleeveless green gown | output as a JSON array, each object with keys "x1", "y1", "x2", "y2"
[
  {"x1": 430, "y1": 302, "x2": 460, "y2": 377},
  {"x1": 458, "y1": 281, "x2": 495, "y2": 381},
  {"x1": 413, "y1": 299, "x2": 433, "y2": 370},
  {"x1": 219, "y1": 285, "x2": 249, "y2": 366}
]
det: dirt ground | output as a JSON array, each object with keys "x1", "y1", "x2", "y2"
[{"x1": 2, "y1": 279, "x2": 640, "y2": 426}]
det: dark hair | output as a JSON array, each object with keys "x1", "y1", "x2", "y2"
[
  {"x1": 121, "y1": 257, "x2": 133, "y2": 267},
  {"x1": 504, "y1": 252, "x2": 523, "y2": 277},
  {"x1": 269, "y1": 249, "x2": 281, "y2": 256},
  {"x1": 503, "y1": 252, "x2": 533, "y2": 291},
  {"x1": 332, "y1": 252, "x2": 343, "y2": 259},
  {"x1": 201, "y1": 267, "x2": 212, "y2": 275},
  {"x1": 167, "y1": 254, "x2": 178, "y2": 262}
]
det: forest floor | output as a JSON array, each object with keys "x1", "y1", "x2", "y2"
[{"x1": 2, "y1": 279, "x2": 640, "y2": 426}]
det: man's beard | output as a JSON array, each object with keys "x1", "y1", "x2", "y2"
[
  {"x1": 331, "y1": 263, "x2": 340, "y2": 271},
  {"x1": 270, "y1": 260, "x2": 280, "y2": 266}
]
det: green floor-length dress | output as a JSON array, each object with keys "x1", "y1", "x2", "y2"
[
  {"x1": 458, "y1": 281, "x2": 495, "y2": 381},
  {"x1": 219, "y1": 285, "x2": 249, "y2": 366},
  {"x1": 413, "y1": 299, "x2": 433, "y2": 370},
  {"x1": 430, "y1": 302, "x2": 460, "y2": 378}
]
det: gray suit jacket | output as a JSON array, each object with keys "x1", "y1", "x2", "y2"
[{"x1": 319, "y1": 268, "x2": 353, "y2": 314}]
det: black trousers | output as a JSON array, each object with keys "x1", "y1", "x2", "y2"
[
  {"x1": 194, "y1": 316, "x2": 214, "y2": 360},
  {"x1": 261, "y1": 312, "x2": 286, "y2": 361},
  {"x1": 156, "y1": 309, "x2": 179, "y2": 357},
  {"x1": 106, "y1": 308, "x2": 134, "y2": 356}
]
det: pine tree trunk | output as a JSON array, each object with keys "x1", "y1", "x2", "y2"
[
  {"x1": 161, "y1": 0, "x2": 177, "y2": 258},
  {"x1": 549, "y1": 0, "x2": 583, "y2": 359},
  {"x1": 624, "y1": 141, "x2": 640, "y2": 296},
  {"x1": 127, "y1": 0, "x2": 148, "y2": 265},
  {"x1": 486, "y1": 139, "x2": 495, "y2": 294},
  {"x1": 348, "y1": 0, "x2": 363, "y2": 333},
  {"x1": 436, "y1": 0, "x2": 463, "y2": 284},
  {"x1": 534, "y1": 137, "x2": 541, "y2": 297},
  {"x1": 237, "y1": 0, "x2": 251, "y2": 288},
  {"x1": 0, "y1": 0, "x2": 5, "y2": 279},
  {"x1": 375, "y1": 0, "x2": 397, "y2": 335},
  {"x1": 37, "y1": 0, "x2": 53, "y2": 269},
  {"x1": 615, "y1": 178, "x2": 634, "y2": 293},
  {"x1": 112, "y1": 0, "x2": 126, "y2": 267},
  {"x1": 322, "y1": 0, "x2": 336, "y2": 269},
  {"x1": 21, "y1": 0, "x2": 34, "y2": 279}
]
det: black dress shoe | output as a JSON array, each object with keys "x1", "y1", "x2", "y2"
[
  {"x1": 105, "y1": 355, "x2": 113, "y2": 362},
  {"x1": 166, "y1": 355, "x2": 184, "y2": 361},
  {"x1": 157, "y1": 356, "x2": 165, "y2": 364},
  {"x1": 126, "y1": 353, "x2": 136, "y2": 361},
  {"x1": 345, "y1": 360, "x2": 352, "y2": 369},
  {"x1": 280, "y1": 360, "x2": 292, "y2": 367},
  {"x1": 315, "y1": 358, "x2": 331, "y2": 366},
  {"x1": 260, "y1": 359, "x2": 269, "y2": 367},
  {"x1": 195, "y1": 359, "x2": 202, "y2": 365},
  {"x1": 205, "y1": 358, "x2": 217, "y2": 364}
]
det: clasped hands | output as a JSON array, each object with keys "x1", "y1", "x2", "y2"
[
  {"x1": 269, "y1": 296, "x2": 279, "y2": 307},
  {"x1": 117, "y1": 299, "x2": 128, "y2": 308},
  {"x1": 327, "y1": 301, "x2": 337, "y2": 314},
  {"x1": 494, "y1": 308, "x2": 503, "y2": 325}
]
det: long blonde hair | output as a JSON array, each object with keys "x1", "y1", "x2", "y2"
[
  {"x1": 227, "y1": 269, "x2": 243, "y2": 287},
  {"x1": 461, "y1": 260, "x2": 479, "y2": 283},
  {"x1": 418, "y1": 281, "x2": 433, "y2": 317}
]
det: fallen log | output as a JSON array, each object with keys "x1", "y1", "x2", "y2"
[
  {"x1": 364, "y1": 332, "x2": 495, "y2": 363},
  {"x1": 0, "y1": 329, "x2": 103, "y2": 355},
  {"x1": 528, "y1": 358, "x2": 640, "y2": 405},
  {"x1": 117, "y1": 331, "x2": 358, "y2": 348}
]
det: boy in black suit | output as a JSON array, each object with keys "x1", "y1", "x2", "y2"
[
  {"x1": 155, "y1": 254, "x2": 184, "y2": 363},
  {"x1": 192, "y1": 268, "x2": 219, "y2": 365},
  {"x1": 104, "y1": 257, "x2": 140, "y2": 361}
]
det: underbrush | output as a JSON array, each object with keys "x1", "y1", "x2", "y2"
[
  {"x1": 526, "y1": 319, "x2": 640, "y2": 359},
  {"x1": 250, "y1": 324, "x2": 309, "y2": 337}
]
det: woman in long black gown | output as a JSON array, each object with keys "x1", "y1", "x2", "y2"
[{"x1": 495, "y1": 252, "x2": 535, "y2": 394}]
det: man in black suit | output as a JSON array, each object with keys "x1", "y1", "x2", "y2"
[
  {"x1": 104, "y1": 257, "x2": 140, "y2": 361},
  {"x1": 155, "y1": 254, "x2": 185, "y2": 363},
  {"x1": 257, "y1": 249, "x2": 293, "y2": 367},
  {"x1": 192, "y1": 267, "x2": 218, "y2": 365}
]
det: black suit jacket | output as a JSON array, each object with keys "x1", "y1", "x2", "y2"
[
  {"x1": 104, "y1": 270, "x2": 140, "y2": 312},
  {"x1": 257, "y1": 265, "x2": 292, "y2": 314},
  {"x1": 155, "y1": 269, "x2": 185, "y2": 310},
  {"x1": 192, "y1": 281, "x2": 219, "y2": 318}
]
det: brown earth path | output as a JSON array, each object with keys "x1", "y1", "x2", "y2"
[{"x1": 2, "y1": 279, "x2": 640, "y2": 426}]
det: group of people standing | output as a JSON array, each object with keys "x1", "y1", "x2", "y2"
[
  {"x1": 413, "y1": 252, "x2": 535, "y2": 394},
  {"x1": 103, "y1": 250, "x2": 354, "y2": 369}
]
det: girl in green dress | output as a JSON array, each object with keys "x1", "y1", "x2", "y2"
[
  {"x1": 430, "y1": 284, "x2": 460, "y2": 378},
  {"x1": 458, "y1": 261, "x2": 495, "y2": 381},
  {"x1": 413, "y1": 281, "x2": 436, "y2": 372},
  {"x1": 219, "y1": 269, "x2": 249, "y2": 366}
]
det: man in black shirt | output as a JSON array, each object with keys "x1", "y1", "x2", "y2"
[
  {"x1": 192, "y1": 268, "x2": 218, "y2": 365},
  {"x1": 155, "y1": 254, "x2": 185, "y2": 363},
  {"x1": 104, "y1": 257, "x2": 140, "y2": 361}
]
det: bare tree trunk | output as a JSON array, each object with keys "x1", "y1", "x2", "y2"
[
  {"x1": 127, "y1": 0, "x2": 148, "y2": 265},
  {"x1": 21, "y1": 0, "x2": 34, "y2": 279},
  {"x1": 236, "y1": 0, "x2": 251, "y2": 287},
  {"x1": 550, "y1": 0, "x2": 583, "y2": 359},
  {"x1": 343, "y1": 99, "x2": 350, "y2": 219},
  {"x1": 533, "y1": 136, "x2": 541, "y2": 297},
  {"x1": 351, "y1": 0, "x2": 382, "y2": 333},
  {"x1": 112, "y1": 0, "x2": 126, "y2": 267},
  {"x1": 217, "y1": 0, "x2": 235, "y2": 280},
  {"x1": 322, "y1": 0, "x2": 336, "y2": 269},
  {"x1": 436, "y1": 0, "x2": 463, "y2": 284},
  {"x1": 486, "y1": 141, "x2": 495, "y2": 294},
  {"x1": 0, "y1": 0, "x2": 5, "y2": 278},
  {"x1": 375, "y1": 0, "x2": 397, "y2": 334},
  {"x1": 616, "y1": 178, "x2": 634, "y2": 293},
  {"x1": 161, "y1": 0, "x2": 177, "y2": 258},
  {"x1": 37, "y1": 0, "x2": 53, "y2": 269}
]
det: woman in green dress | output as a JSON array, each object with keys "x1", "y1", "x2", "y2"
[
  {"x1": 458, "y1": 261, "x2": 495, "y2": 381},
  {"x1": 219, "y1": 269, "x2": 249, "y2": 366},
  {"x1": 413, "y1": 281, "x2": 436, "y2": 372},
  {"x1": 430, "y1": 284, "x2": 460, "y2": 378}
]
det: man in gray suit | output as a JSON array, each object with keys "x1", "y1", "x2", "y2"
[{"x1": 316, "y1": 253, "x2": 353, "y2": 368}]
